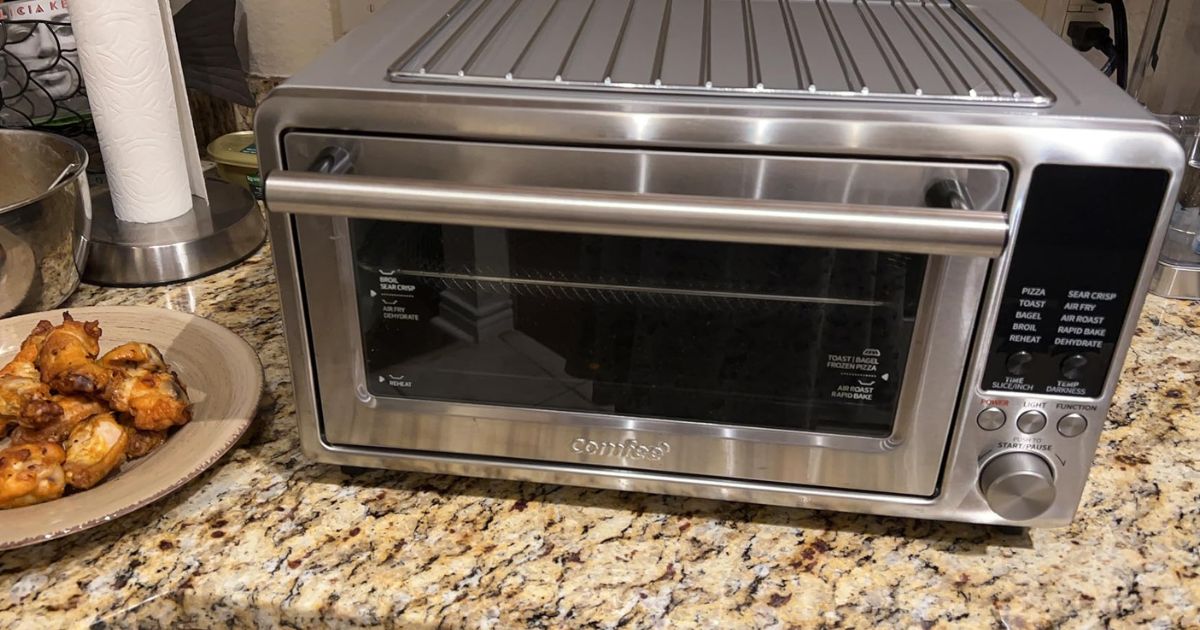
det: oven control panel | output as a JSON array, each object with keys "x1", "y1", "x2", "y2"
[
  {"x1": 981, "y1": 165, "x2": 1169, "y2": 398},
  {"x1": 972, "y1": 401, "x2": 1100, "y2": 440},
  {"x1": 965, "y1": 393, "x2": 1105, "y2": 520}
]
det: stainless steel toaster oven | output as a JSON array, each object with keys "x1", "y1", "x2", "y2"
[{"x1": 257, "y1": 0, "x2": 1183, "y2": 526}]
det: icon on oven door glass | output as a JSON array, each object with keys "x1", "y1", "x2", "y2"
[{"x1": 824, "y1": 348, "x2": 894, "y2": 405}]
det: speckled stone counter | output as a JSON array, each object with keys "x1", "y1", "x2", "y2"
[{"x1": 0, "y1": 243, "x2": 1196, "y2": 628}]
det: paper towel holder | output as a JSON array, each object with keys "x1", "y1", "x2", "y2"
[
  {"x1": 68, "y1": 0, "x2": 266, "y2": 286},
  {"x1": 81, "y1": 175, "x2": 266, "y2": 286}
]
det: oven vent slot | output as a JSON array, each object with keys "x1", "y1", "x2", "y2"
[{"x1": 387, "y1": 0, "x2": 1051, "y2": 106}]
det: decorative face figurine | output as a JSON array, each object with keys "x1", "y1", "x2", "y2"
[
  {"x1": 1, "y1": 7, "x2": 86, "y2": 126},
  {"x1": 5, "y1": 16, "x2": 79, "y2": 99}
]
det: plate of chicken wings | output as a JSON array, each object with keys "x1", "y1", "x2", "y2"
[{"x1": 0, "y1": 307, "x2": 261, "y2": 549}]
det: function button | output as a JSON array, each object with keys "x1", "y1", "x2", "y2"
[
  {"x1": 1016, "y1": 410, "x2": 1047, "y2": 434},
  {"x1": 1006, "y1": 351, "x2": 1035, "y2": 376},
  {"x1": 977, "y1": 407, "x2": 1007, "y2": 431},
  {"x1": 1060, "y1": 354, "x2": 1089, "y2": 380},
  {"x1": 1057, "y1": 413, "x2": 1088, "y2": 437}
]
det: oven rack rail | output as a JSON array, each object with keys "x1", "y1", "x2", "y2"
[{"x1": 381, "y1": 267, "x2": 892, "y2": 309}]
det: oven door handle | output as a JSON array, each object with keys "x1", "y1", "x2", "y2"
[{"x1": 265, "y1": 170, "x2": 1008, "y2": 257}]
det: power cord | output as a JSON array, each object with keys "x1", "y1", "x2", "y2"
[
  {"x1": 1092, "y1": 0, "x2": 1130, "y2": 88},
  {"x1": 1067, "y1": 21, "x2": 1121, "y2": 79},
  {"x1": 1066, "y1": 3, "x2": 1129, "y2": 91}
]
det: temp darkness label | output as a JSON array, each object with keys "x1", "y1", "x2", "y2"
[{"x1": 982, "y1": 166, "x2": 1168, "y2": 398}]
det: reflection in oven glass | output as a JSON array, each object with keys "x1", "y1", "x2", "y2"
[{"x1": 350, "y1": 221, "x2": 927, "y2": 437}]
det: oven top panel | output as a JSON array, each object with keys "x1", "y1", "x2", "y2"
[{"x1": 386, "y1": 0, "x2": 1052, "y2": 106}]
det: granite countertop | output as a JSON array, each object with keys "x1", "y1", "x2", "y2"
[{"x1": 0, "y1": 243, "x2": 1196, "y2": 628}]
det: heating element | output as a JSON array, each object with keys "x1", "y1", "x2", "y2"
[{"x1": 388, "y1": 0, "x2": 1051, "y2": 105}]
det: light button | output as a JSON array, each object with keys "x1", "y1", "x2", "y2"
[
  {"x1": 1057, "y1": 413, "x2": 1088, "y2": 437},
  {"x1": 977, "y1": 407, "x2": 1007, "y2": 431},
  {"x1": 1016, "y1": 410, "x2": 1047, "y2": 434}
]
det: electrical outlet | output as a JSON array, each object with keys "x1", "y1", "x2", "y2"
[
  {"x1": 335, "y1": 0, "x2": 393, "y2": 37},
  {"x1": 1060, "y1": 1, "x2": 1115, "y2": 73},
  {"x1": 1059, "y1": 0, "x2": 1112, "y2": 36},
  {"x1": 1040, "y1": 0, "x2": 1111, "y2": 34}
]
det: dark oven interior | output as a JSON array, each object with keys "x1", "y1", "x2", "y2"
[{"x1": 349, "y1": 220, "x2": 928, "y2": 437}]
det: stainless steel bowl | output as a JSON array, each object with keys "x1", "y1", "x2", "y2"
[{"x1": 0, "y1": 130, "x2": 91, "y2": 317}]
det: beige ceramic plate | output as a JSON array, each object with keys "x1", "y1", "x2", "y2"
[{"x1": 0, "y1": 306, "x2": 261, "y2": 549}]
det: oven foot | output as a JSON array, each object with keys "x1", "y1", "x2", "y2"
[{"x1": 340, "y1": 465, "x2": 375, "y2": 477}]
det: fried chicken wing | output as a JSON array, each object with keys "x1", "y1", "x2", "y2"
[
  {"x1": 0, "y1": 376, "x2": 59, "y2": 427},
  {"x1": 100, "y1": 342, "x2": 168, "y2": 372},
  {"x1": 37, "y1": 313, "x2": 111, "y2": 395},
  {"x1": 124, "y1": 428, "x2": 167, "y2": 459},
  {"x1": 17, "y1": 398, "x2": 64, "y2": 429},
  {"x1": 104, "y1": 367, "x2": 191, "y2": 431},
  {"x1": 63, "y1": 413, "x2": 129, "y2": 490},
  {"x1": 11, "y1": 395, "x2": 106, "y2": 446},
  {"x1": 0, "y1": 315, "x2": 190, "y2": 502},
  {"x1": 0, "y1": 320, "x2": 53, "y2": 380},
  {"x1": 0, "y1": 442, "x2": 67, "y2": 509},
  {"x1": 0, "y1": 321, "x2": 61, "y2": 428}
]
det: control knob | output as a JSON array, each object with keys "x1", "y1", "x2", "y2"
[
  {"x1": 980, "y1": 452, "x2": 1056, "y2": 521},
  {"x1": 1060, "y1": 354, "x2": 1089, "y2": 380}
]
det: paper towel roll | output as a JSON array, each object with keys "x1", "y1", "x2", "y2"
[{"x1": 69, "y1": 0, "x2": 193, "y2": 223}]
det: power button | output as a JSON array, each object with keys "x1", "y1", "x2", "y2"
[{"x1": 977, "y1": 407, "x2": 1006, "y2": 431}]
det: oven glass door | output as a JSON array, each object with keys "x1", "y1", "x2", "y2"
[
  {"x1": 351, "y1": 222, "x2": 923, "y2": 438},
  {"x1": 279, "y1": 133, "x2": 1008, "y2": 496}
]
